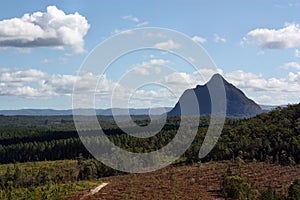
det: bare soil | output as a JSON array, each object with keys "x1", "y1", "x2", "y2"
[{"x1": 66, "y1": 161, "x2": 300, "y2": 200}]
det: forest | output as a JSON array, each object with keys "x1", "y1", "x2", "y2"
[
  {"x1": 0, "y1": 104, "x2": 300, "y2": 166},
  {"x1": 0, "y1": 103, "x2": 300, "y2": 199}
]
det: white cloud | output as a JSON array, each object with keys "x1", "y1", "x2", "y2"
[
  {"x1": 121, "y1": 15, "x2": 148, "y2": 28},
  {"x1": 255, "y1": 95, "x2": 288, "y2": 106},
  {"x1": 132, "y1": 59, "x2": 169, "y2": 75},
  {"x1": 0, "y1": 6, "x2": 90, "y2": 54},
  {"x1": 222, "y1": 70, "x2": 300, "y2": 105},
  {"x1": 159, "y1": 68, "x2": 223, "y2": 97},
  {"x1": 282, "y1": 62, "x2": 300, "y2": 70},
  {"x1": 244, "y1": 22, "x2": 300, "y2": 49},
  {"x1": 191, "y1": 36, "x2": 206, "y2": 43},
  {"x1": 111, "y1": 28, "x2": 133, "y2": 35},
  {"x1": 0, "y1": 69, "x2": 49, "y2": 97},
  {"x1": 1, "y1": 67, "x2": 300, "y2": 107},
  {"x1": 214, "y1": 34, "x2": 226, "y2": 43},
  {"x1": 287, "y1": 72, "x2": 300, "y2": 82},
  {"x1": 0, "y1": 68, "x2": 10, "y2": 73},
  {"x1": 224, "y1": 70, "x2": 300, "y2": 93},
  {"x1": 295, "y1": 49, "x2": 300, "y2": 57},
  {"x1": 192, "y1": 68, "x2": 223, "y2": 82},
  {"x1": 0, "y1": 69, "x2": 47, "y2": 83},
  {"x1": 135, "y1": 21, "x2": 149, "y2": 27},
  {"x1": 154, "y1": 40, "x2": 181, "y2": 50},
  {"x1": 0, "y1": 69, "x2": 124, "y2": 101},
  {"x1": 122, "y1": 15, "x2": 139, "y2": 22}
]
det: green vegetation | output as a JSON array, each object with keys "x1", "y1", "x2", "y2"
[
  {"x1": 197, "y1": 104, "x2": 300, "y2": 165},
  {"x1": 221, "y1": 168, "x2": 259, "y2": 199},
  {"x1": 0, "y1": 159, "x2": 108, "y2": 199},
  {"x1": 0, "y1": 103, "x2": 299, "y2": 198},
  {"x1": 0, "y1": 180, "x2": 99, "y2": 200},
  {"x1": 221, "y1": 168, "x2": 300, "y2": 200},
  {"x1": 1, "y1": 104, "x2": 300, "y2": 167},
  {"x1": 287, "y1": 179, "x2": 300, "y2": 200},
  {"x1": 260, "y1": 188, "x2": 286, "y2": 200}
]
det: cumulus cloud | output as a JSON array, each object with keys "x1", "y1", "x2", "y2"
[
  {"x1": 287, "y1": 71, "x2": 300, "y2": 82},
  {"x1": 160, "y1": 69, "x2": 300, "y2": 105},
  {"x1": 0, "y1": 69, "x2": 47, "y2": 83},
  {"x1": 255, "y1": 95, "x2": 288, "y2": 106},
  {"x1": 244, "y1": 23, "x2": 300, "y2": 49},
  {"x1": 159, "y1": 68, "x2": 223, "y2": 97},
  {"x1": 154, "y1": 40, "x2": 181, "y2": 50},
  {"x1": 0, "y1": 6, "x2": 90, "y2": 54},
  {"x1": 0, "y1": 69, "x2": 85, "y2": 97},
  {"x1": 1, "y1": 67, "x2": 300, "y2": 107},
  {"x1": 282, "y1": 62, "x2": 300, "y2": 70},
  {"x1": 225, "y1": 70, "x2": 290, "y2": 92},
  {"x1": 0, "y1": 69, "x2": 126, "y2": 102},
  {"x1": 214, "y1": 34, "x2": 226, "y2": 43},
  {"x1": 0, "y1": 69, "x2": 49, "y2": 97},
  {"x1": 191, "y1": 36, "x2": 206, "y2": 43},
  {"x1": 132, "y1": 59, "x2": 169, "y2": 75}
]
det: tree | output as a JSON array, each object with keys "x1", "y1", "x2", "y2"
[
  {"x1": 261, "y1": 187, "x2": 285, "y2": 200},
  {"x1": 13, "y1": 165, "x2": 21, "y2": 187},
  {"x1": 221, "y1": 168, "x2": 259, "y2": 199}
]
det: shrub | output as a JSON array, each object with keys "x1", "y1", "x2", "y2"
[
  {"x1": 288, "y1": 179, "x2": 300, "y2": 200},
  {"x1": 221, "y1": 168, "x2": 259, "y2": 199}
]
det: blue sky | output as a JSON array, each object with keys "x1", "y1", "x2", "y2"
[{"x1": 1, "y1": 0, "x2": 300, "y2": 109}]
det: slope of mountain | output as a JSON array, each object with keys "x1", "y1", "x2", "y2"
[{"x1": 168, "y1": 74, "x2": 263, "y2": 117}]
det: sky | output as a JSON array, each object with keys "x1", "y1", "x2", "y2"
[{"x1": 1, "y1": 0, "x2": 300, "y2": 109}]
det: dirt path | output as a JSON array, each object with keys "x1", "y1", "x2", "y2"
[
  {"x1": 90, "y1": 182, "x2": 109, "y2": 195},
  {"x1": 77, "y1": 182, "x2": 109, "y2": 200}
]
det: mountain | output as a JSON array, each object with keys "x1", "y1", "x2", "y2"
[
  {"x1": 0, "y1": 108, "x2": 172, "y2": 116},
  {"x1": 168, "y1": 74, "x2": 263, "y2": 117}
]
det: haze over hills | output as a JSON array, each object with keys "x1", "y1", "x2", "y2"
[
  {"x1": 168, "y1": 74, "x2": 263, "y2": 117},
  {"x1": 0, "y1": 108, "x2": 172, "y2": 116}
]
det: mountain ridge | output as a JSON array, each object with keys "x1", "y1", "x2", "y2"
[{"x1": 0, "y1": 108, "x2": 172, "y2": 116}]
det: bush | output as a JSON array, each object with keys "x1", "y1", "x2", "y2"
[
  {"x1": 288, "y1": 179, "x2": 300, "y2": 200},
  {"x1": 221, "y1": 168, "x2": 259, "y2": 199},
  {"x1": 261, "y1": 187, "x2": 286, "y2": 200}
]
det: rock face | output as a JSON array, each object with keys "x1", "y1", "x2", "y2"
[{"x1": 168, "y1": 74, "x2": 263, "y2": 118}]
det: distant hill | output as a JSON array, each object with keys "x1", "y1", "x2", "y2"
[
  {"x1": 260, "y1": 104, "x2": 287, "y2": 111},
  {"x1": 168, "y1": 73, "x2": 263, "y2": 117},
  {"x1": 0, "y1": 107, "x2": 172, "y2": 116}
]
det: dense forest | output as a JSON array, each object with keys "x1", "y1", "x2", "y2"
[{"x1": 0, "y1": 104, "x2": 299, "y2": 166}]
